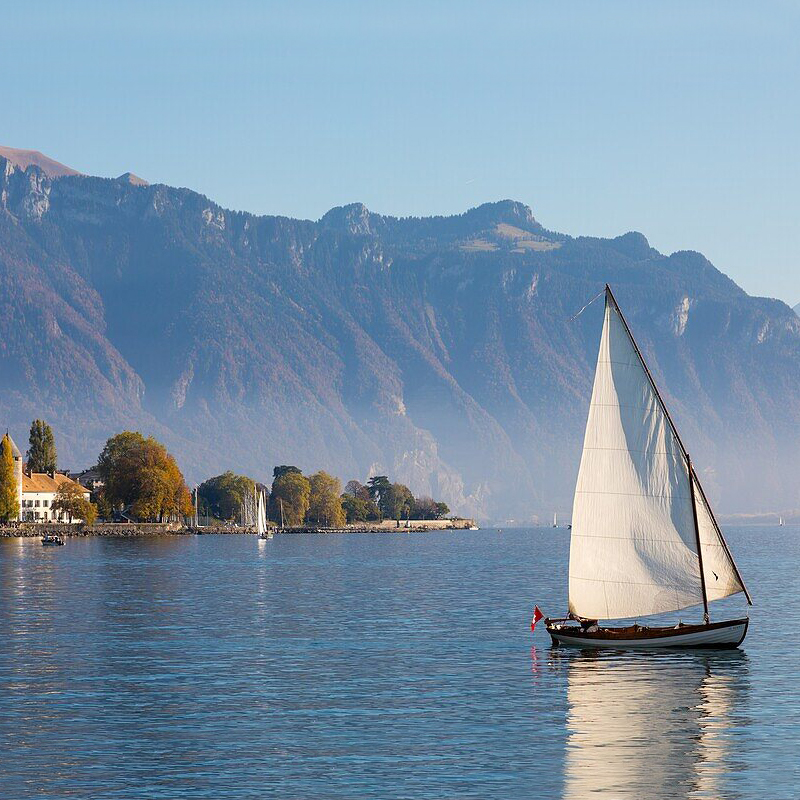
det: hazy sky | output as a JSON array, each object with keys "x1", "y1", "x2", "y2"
[{"x1": 3, "y1": 1, "x2": 798, "y2": 304}]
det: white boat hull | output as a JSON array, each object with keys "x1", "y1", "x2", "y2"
[{"x1": 547, "y1": 618, "x2": 748, "y2": 650}]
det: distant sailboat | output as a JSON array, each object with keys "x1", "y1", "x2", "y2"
[
  {"x1": 553, "y1": 512, "x2": 558, "y2": 528},
  {"x1": 256, "y1": 490, "x2": 272, "y2": 540},
  {"x1": 544, "y1": 286, "x2": 752, "y2": 649},
  {"x1": 779, "y1": 516, "x2": 785, "y2": 527}
]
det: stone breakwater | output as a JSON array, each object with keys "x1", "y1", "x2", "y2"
[{"x1": 0, "y1": 523, "x2": 188, "y2": 538}]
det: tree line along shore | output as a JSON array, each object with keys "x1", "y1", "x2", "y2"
[{"x1": 1, "y1": 421, "x2": 465, "y2": 533}]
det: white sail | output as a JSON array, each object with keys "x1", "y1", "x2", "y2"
[
  {"x1": 569, "y1": 295, "x2": 703, "y2": 619},
  {"x1": 693, "y1": 474, "x2": 744, "y2": 602},
  {"x1": 256, "y1": 491, "x2": 267, "y2": 537}
]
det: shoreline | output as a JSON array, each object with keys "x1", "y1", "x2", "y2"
[{"x1": 0, "y1": 519, "x2": 478, "y2": 538}]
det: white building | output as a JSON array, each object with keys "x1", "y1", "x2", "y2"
[{"x1": 20, "y1": 471, "x2": 92, "y2": 523}]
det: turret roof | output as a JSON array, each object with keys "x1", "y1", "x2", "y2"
[{"x1": 4, "y1": 432, "x2": 21, "y2": 459}]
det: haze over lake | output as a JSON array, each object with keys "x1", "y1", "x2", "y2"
[{"x1": 1, "y1": 528, "x2": 795, "y2": 799}]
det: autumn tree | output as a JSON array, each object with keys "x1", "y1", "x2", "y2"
[
  {"x1": 342, "y1": 479, "x2": 379, "y2": 521},
  {"x1": 306, "y1": 471, "x2": 345, "y2": 527},
  {"x1": 269, "y1": 469, "x2": 310, "y2": 526},
  {"x1": 344, "y1": 480, "x2": 369, "y2": 500},
  {"x1": 412, "y1": 496, "x2": 451, "y2": 520},
  {"x1": 97, "y1": 432, "x2": 193, "y2": 522},
  {"x1": 27, "y1": 420, "x2": 57, "y2": 474},
  {"x1": 52, "y1": 482, "x2": 98, "y2": 525},
  {"x1": 412, "y1": 495, "x2": 438, "y2": 520},
  {"x1": 198, "y1": 471, "x2": 256, "y2": 521},
  {"x1": 0, "y1": 434, "x2": 18, "y2": 522}
]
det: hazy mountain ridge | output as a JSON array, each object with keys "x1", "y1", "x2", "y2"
[{"x1": 2, "y1": 153, "x2": 799, "y2": 521}]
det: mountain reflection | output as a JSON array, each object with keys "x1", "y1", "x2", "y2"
[{"x1": 562, "y1": 650, "x2": 749, "y2": 800}]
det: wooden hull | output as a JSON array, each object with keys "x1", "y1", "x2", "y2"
[{"x1": 546, "y1": 617, "x2": 748, "y2": 650}]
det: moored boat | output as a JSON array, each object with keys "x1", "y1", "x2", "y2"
[
  {"x1": 256, "y1": 489, "x2": 272, "y2": 540},
  {"x1": 543, "y1": 285, "x2": 752, "y2": 649}
]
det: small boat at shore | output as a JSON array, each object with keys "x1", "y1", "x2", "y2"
[
  {"x1": 41, "y1": 533, "x2": 65, "y2": 546},
  {"x1": 542, "y1": 285, "x2": 752, "y2": 650}
]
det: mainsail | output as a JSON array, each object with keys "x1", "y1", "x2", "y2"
[{"x1": 568, "y1": 287, "x2": 748, "y2": 620}]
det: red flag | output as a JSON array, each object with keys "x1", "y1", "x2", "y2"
[{"x1": 530, "y1": 606, "x2": 544, "y2": 632}]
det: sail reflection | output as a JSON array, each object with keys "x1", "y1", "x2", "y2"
[{"x1": 563, "y1": 651, "x2": 748, "y2": 800}]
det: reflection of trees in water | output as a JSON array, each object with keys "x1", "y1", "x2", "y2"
[{"x1": 560, "y1": 650, "x2": 749, "y2": 800}]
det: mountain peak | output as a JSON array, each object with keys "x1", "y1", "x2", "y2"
[
  {"x1": 462, "y1": 200, "x2": 543, "y2": 234},
  {"x1": 117, "y1": 172, "x2": 149, "y2": 187},
  {"x1": 0, "y1": 145, "x2": 81, "y2": 178},
  {"x1": 611, "y1": 231, "x2": 654, "y2": 259},
  {"x1": 319, "y1": 203, "x2": 378, "y2": 235}
]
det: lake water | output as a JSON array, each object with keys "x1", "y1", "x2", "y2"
[{"x1": 0, "y1": 527, "x2": 797, "y2": 799}]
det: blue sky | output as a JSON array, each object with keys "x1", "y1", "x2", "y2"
[{"x1": 3, "y1": 1, "x2": 799, "y2": 304}]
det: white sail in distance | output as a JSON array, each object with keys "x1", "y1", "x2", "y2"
[
  {"x1": 568, "y1": 288, "x2": 747, "y2": 620},
  {"x1": 256, "y1": 491, "x2": 267, "y2": 537}
]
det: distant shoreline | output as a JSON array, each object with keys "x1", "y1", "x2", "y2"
[{"x1": 0, "y1": 519, "x2": 478, "y2": 538}]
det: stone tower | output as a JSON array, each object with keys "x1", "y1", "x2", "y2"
[{"x1": 5, "y1": 433, "x2": 23, "y2": 520}]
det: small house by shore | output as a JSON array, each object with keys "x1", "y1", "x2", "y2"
[{"x1": 21, "y1": 471, "x2": 91, "y2": 523}]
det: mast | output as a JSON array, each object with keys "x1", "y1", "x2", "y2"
[
  {"x1": 280, "y1": 498, "x2": 285, "y2": 529},
  {"x1": 604, "y1": 285, "x2": 752, "y2": 608},
  {"x1": 687, "y1": 455, "x2": 710, "y2": 624}
]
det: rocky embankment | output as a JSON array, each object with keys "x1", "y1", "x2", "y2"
[{"x1": 0, "y1": 523, "x2": 187, "y2": 537}]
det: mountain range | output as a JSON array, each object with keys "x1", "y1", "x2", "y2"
[{"x1": 2, "y1": 147, "x2": 799, "y2": 522}]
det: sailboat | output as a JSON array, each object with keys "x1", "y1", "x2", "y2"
[
  {"x1": 779, "y1": 516, "x2": 785, "y2": 527},
  {"x1": 544, "y1": 286, "x2": 752, "y2": 649},
  {"x1": 553, "y1": 512, "x2": 558, "y2": 528},
  {"x1": 256, "y1": 490, "x2": 272, "y2": 540}
]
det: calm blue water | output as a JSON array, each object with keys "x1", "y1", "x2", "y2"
[{"x1": 0, "y1": 527, "x2": 797, "y2": 799}]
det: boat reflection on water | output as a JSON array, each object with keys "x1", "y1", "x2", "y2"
[{"x1": 561, "y1": 650, "x2": 749, "y2": 799}]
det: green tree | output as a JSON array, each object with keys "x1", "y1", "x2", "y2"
[
  {"x1": 97, "y1": 431, "x2": 193, "y2": 521},
  {"x1": 270, "y1": 470, "x2": 310, "y2": 526},
  {"x1": 388, "y1": 483, "x2": 414, "y2": 521},
  {"x1": 0, "y1": 434, "x2": 18, "y2": 522},
  {"x1": 52, "y1": 482, "x2": 97, "y2": 525},
  {"x1": 26, "y1": 419, "x2": 57, "y2": 473},
  {"x1": 273, "y1": 465, "x2": 301, "y2": 480},
  {"x1": 198, "y1": 471, "x2": 256, "y2": 521},
  {"x1": 367, "y1": 475, "x2": 391, "y2": 519},
  {"x1": 94, "y1": 487, "x2": 112, "y2": 521},
  {"x1": 341, "y1": 493, "x2": 376, "y2": 523},
  {"x1": 307, "y1": 471, "x2": 345, "y2": 527},
  {"x1": 434, "y1": 501, "x2": 450, "y2": 519}
]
